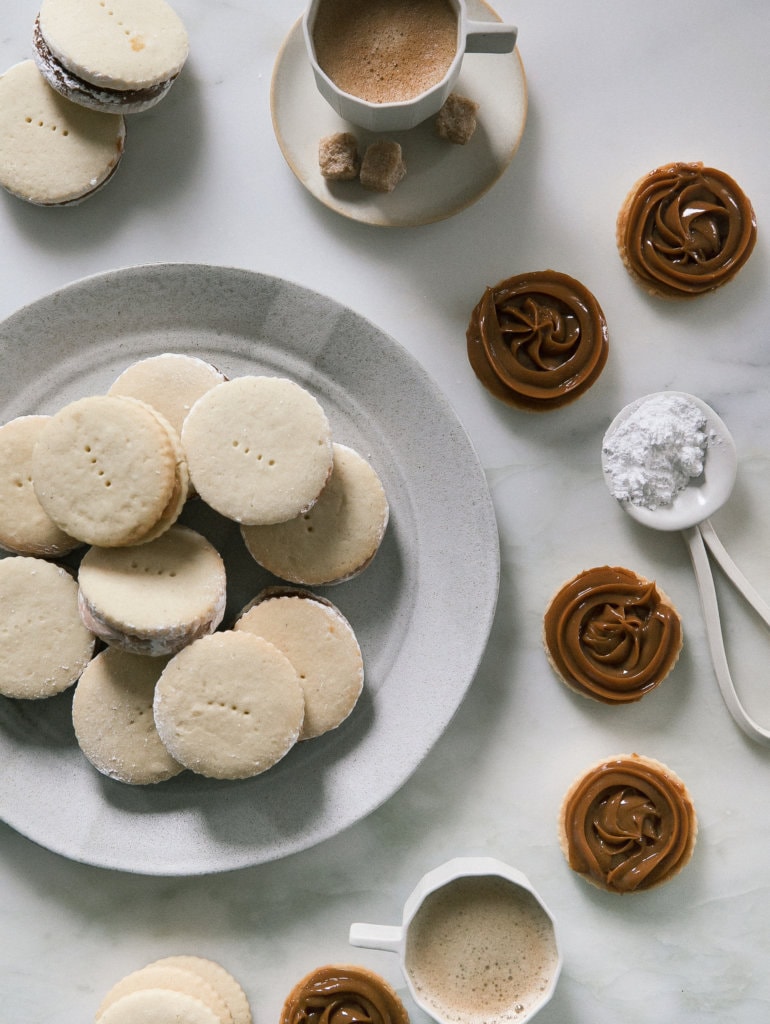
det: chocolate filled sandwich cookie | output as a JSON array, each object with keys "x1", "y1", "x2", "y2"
[
  {"x1": 616, "y1": 161, "x2": 757, "y2": 298},
  {"x1": 559, "y1": 753, "x2": 697, "y2": 893},
  {"x1": 33, "y1": 0, "x2": 189, "y2": 114},
  {"x1": 543, "y1": 565, "x2": 682, "y2": 704}
]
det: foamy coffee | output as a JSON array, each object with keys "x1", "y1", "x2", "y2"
[
  {"x1": 312, "y1": 0, "x2": 458, "y2": 104},
  {"x1": 404, "y1": 876, "x2": 559, "y2": 1024}
]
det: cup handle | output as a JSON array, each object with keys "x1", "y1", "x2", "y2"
[
  {"x1": 464, "y1": 21, "x2": 517, "y2": 54},
  {"x1": 349, "y1": 922, "x2": 403, "y2": 952}
]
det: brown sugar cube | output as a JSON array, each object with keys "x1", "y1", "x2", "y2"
[
  {"x1": 318, "y1": 132, "x2": 360, "y2": 180},
  {"x1": 359, "y1": 141, "x2": 406, "y2": 193},
  {"x1": 435, "y1": 93, "x2": 479, "y2": 144}
]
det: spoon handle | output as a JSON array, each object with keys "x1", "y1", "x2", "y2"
[
  {"x1": 684, "y1": 526, "x2": 770, "y2": 745},
  {"x1": 698, "y1": 519, "x2": 770, "y2": 627}
]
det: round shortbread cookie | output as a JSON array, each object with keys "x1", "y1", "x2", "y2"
[
  {"x1": 235, "y1": 590, "x2": 363, "y2": 740},
  {"x1": 108, "y1": 353, "x2": 227, "y2": 437},
  {"x1": 0, "y1": 556, "x2": 95, "y2": 699},
  {"x1": 34, "y1": 0, "x2": 189, "y2": 114},
  {"x1": 72, "y1": 647, "x2": 182, "y2": 785},
  {"x1": 31, "y1": 394, "x2": 179, "y2": 547},
  {"x1": 0, "y1": 59, "x2": 125, "y2": 206},
  {"x1": 96, "y1": 964, "x2": 232, "y2": 1023},
  {"x1": 149, "y1": 957, "x2": 252, "y2": 1024},
  {"x1": 78, "y1": 524, "x2": 226, "y2": 656},
  {"x1": 241, "y1": 443, "x2": 389, "y2": 585},
  {"x1": 0, "y1": 415, "x2": 81, "y2": 557},
  {"x1": 97, "y1": 988, "x2": 222, "y2": 1024},
  {"x1": 153, "y1": 631, "x2": 305, "y2": 780},
  {"x1": 129, "y1": 403, "x2": 190, "y2": 545},
  {"x1": 181, "y1": 376, "x2": 333, "y2": 526}
]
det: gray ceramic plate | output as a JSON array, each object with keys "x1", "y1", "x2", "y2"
[{"x1": 0, "y1": 264, "x2": 499, "y2": 875}]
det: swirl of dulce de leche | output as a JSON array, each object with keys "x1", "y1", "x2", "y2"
[
  {"x1": 561, "y1": 754, "x2": 697, "y2": 893},
  {"x1": 466, "y1": 270, "x2": 608, "y2": 411},
  {"x1": 543, "y1": 566, "x2": 682, "y2": 704},
  {"x1": 280, "y1": 965, "x2": 409, "y2": 1024},
  {"x1": 617, "y1": 162, "x2": 757, "y2": 297}
]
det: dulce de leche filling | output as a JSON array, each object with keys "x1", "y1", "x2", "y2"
[
  {"x1": 617, "y1": 161, "x2": 757, "y2": 297},
  {"x1": 466, "y1": 270, "x2": 608, "y2": 411},
  {"x1": 544, "y1": 566, "x2": 682, "y2": 704},
  {"x1": 280, "y1": 965, "x2": 408, "y2": 1024},
  {"x1": 561, "y1": 754, "x2": 697, "y2": 893}
]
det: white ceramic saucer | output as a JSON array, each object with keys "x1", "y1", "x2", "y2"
[{"x1": 270, "y1": 0, "x2": 528, "y2": 228}]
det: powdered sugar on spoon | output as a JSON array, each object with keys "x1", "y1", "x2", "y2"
[
  {"x1": 602, "y1": 391, "x2": 736, "y2": 530},
  {"x1": 602, "y1": 391, "x2": 770, "y2": 745}
]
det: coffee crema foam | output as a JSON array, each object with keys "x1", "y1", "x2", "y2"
[
  {"x1": 312, "y1": 0, "x2": 458, "y2": 104},
  {"x1": 405, "y1": 876, "x2": 559, "y2": 1023}
]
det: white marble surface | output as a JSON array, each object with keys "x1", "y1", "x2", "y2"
[{"x1": 1, "y1": 1, "x2": 769, "y2": 1021}]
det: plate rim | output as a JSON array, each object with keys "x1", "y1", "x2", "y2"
[{"x1": 0, "y1": 262, "x2": 500, "y2": 875}]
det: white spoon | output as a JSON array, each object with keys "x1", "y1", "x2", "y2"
[{"x1": 602, "y1": 391, "x2": 770, "y2": 745}]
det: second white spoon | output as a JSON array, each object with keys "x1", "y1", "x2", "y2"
[{"x1": 602, "y1": 391, "x2": 770, "y2": 746}]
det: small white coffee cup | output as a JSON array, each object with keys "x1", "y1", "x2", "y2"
[
  {"x1": 303, "y1": 0, "x2": 518, "y2": 132},
  {"x1": 349, "y1": 857, "x2": 561, "y2": 1024}
]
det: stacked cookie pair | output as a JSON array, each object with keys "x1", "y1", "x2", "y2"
[
  {"x1": 0, "y1": 0, "x2": 189, "y2": 205},
  {"x1": 73, "y1": 586, "x2": 366, "y2": 784},
  {"x1": 96, "y1": 956, "x2": 252, "y2": 1024},
  {"x1": 0, "y1": 352, "x2": 390, "y2": 785}
]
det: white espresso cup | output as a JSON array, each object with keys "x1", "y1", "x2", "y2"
[
  {"x1": 303, "y1": 0, "x2": 518, "y2": 132},
  {"x1": 349, "y1": 857, "x2": 561, "y2": 1024}
]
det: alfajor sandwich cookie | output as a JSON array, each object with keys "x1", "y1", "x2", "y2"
[{"x1": 33, "y1": 0, "x2": 189, "y2": 115}]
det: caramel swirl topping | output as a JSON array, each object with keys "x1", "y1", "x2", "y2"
[
  {"x1": 617, "y1": 161, "x2": 757, "y2": 297},
  {"x1": 561, "y1": 754, "x2": 697, "y2": 893},
  {"x1": 466, "y1": 270, "x2": 608, "y2": 411},
  {"x1": 281, "y1": 966, "x2": 408, "y2": 1024},
  {"x1": 544, "y1": 566, "x2": 682, "y2": 704}
]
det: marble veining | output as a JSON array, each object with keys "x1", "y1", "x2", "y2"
[{"x1": 1, "y1": 1, "x2": 769, "y2": 1022}]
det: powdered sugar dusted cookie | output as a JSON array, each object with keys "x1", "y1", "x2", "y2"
[
  {"x1": 31, "y1": 394, "x2": 180, "y2": 547},
  {"x1": 108, "y1": 353, "x2": 227, "y2": 437},
  {"x1": 235, "y1": 589, "x2": 363, "y2": 740},
  {"x1": 153, "y1": 631, "x2": 305, "y2": 780},
  {"x1": 97, "y1": 988, "x2": 223, "y2": 1024},
  {"x1": 181, "y1": 376, "x2": 333, "y2": 526},
  {"x1": 77, "y1": 524, "x2": 226, "y2": 656},
  {"x1": 0, "y1": 60, "x2": 125, "y2": 206},
  {"x1": 73, "y1": 647, "x2": 182, "y2": 785},
  {"x1": 0, "y1": 556, "x2": 95, "y2": 699},
  {"x1": 128, "y1": 402, "x2": 190, "y2": 545},
  {"x1": 96, "y1": 963, "x2": 232, "y2": 1023},
  {"x1": 0, "y1": 415, "x2": 81, "y2": 557},
  {"x1": 241, "y1": 443, "x2": 388, "y2": 585},
  {"x1": 33, "y1": 0, "x2": 189, "y2": 114},
  {"x1": 148, "y1": 958, "x2": 251, "y2": 1024}
]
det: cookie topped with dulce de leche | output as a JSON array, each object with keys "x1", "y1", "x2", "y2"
[{"x1": 466, "y1": 270, "x2": 609, "y2": 411}]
